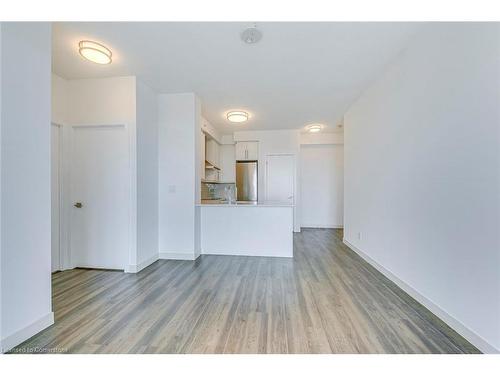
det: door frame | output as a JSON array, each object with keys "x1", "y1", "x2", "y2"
[
  {"x1": 51, "y1": 123, "x2": 63, "y2": 272},
  {"x1": 65, "y1": 123, "x2": 137, "y2": 271}
]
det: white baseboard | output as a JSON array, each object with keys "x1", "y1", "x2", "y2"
[
  {"x1": 343, "y1": 239, "x2": 499, "y2": 354},
  {"x1": 159, "y1": 251, "x2": 200, "y2": 261},
  {"x1": 302, "y1": 224, "x2": 343, "y2": 229},
  {"x1": 125, "y1": 254, "x2": 159, "y2": 273},
  {"x1": 201, "y1": 250, "x2": 293, "y2": 258},
  {"x1": 1, "y1": 312, "x2": 54, "y2": 353}
]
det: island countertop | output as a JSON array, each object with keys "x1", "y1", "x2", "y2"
[
  {"x1": 197, "y1": 202, "x2": 293, "y2": 257},
  {"x1": 197, "y1": 200, "x2": 294, "y2": 207}
]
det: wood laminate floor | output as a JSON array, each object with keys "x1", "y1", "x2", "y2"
[{"x1": 12, "y1": 229, "x2": 479, "y2": 354}]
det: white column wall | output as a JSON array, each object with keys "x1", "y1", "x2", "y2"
[
  {"x1": 0, "y1": 23, "x2": 53, "y2": 352},
  {"x1": 158, "y1": 93, "x2": 200, "y2": 260},
  {"x1": 136, "y1": 80, "x2": 159, "y2": 269}
]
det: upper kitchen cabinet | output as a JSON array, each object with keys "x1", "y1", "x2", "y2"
[
  {"x1": 201, "y1": 117, "x2": 222, "y2": 144},
  {"x1": 219, "y1": 144, "x2": 236, "y2": 183},
  {"x1": 205, "y1": 138, "x2": 220, "y2": 168},
  {"x1": 201, "y1": 116, "x2": 222, "y2": 182},
  {"x1": 200, "y1": 131, "x2": 206, "y2": 181},
  {"x1": 235, "y1": 141, "x2": 259, "y2": 161},
  {"x1": 246, "y1": 141, "x2": 259, "y2": 160}
]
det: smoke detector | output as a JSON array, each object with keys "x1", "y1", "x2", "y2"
[{"x1": 241, "y1": 25, "x2": 262, "y2": 44}]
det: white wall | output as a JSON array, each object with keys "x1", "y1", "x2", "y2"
[
  {"x1": 300, "y1": 132, "x2": 344, "y2": 145},
  {"x1": 51, "y1": 74, "x2": 68, "y2": 125},
  {"x1": 194, "y1": 97, "x2": 202, "y2": 257},
  {"x1": 0, "y1": 22, "x2": 3, "y2": 349},
  {"x1": 300, "y1": 144, "x2": 344, "y2": 228},
  {"x1": 233, "y1": 130, "x2": 301, "y2": 232},
  {"x1": 158, "y1": 93, "x2": 201, "y2": 259},
  {"x1": 136, "y1": 80, "x2": 159, "y2": 267},
  {"x1": 67, "y1": 76, "x2": 136, "y2": 126},
  {"x1": 344, "y1": 23, "x2": 500, "y2": 353},
  {"x1": 300, "y1": 132, "x2": 344, "y2": 229},
  {"x1": 1, "y1": 23, "x2": 53, "y2": 352}
]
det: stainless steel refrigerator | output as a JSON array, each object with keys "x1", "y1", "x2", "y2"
[{"x1": 236, "y1": 161, "x2": 258, "y2": 201}]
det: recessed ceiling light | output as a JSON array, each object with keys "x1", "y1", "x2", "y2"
[
  {"x1": 241, "y1": 26, "x2": 262, "y2": 44},
  {"x1": 306, "y1": 124, "x2": 324, "y2": 133},
  {"x1": 78, "y1": 40, "x2": 112, "y2": 65},
  {"x1": 227, "y1": 111, "x2": 249, "y2": 123}
]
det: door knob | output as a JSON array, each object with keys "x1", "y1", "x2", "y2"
[{"x1": 74, "y1": 202, "x2": 83, "y2": 208}]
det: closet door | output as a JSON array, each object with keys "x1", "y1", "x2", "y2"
[{"x1": 70, "y1": 124, "x2": 130, "y2": 270}]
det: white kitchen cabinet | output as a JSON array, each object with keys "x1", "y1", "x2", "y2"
[
  {"x1": 219, "y1": 144, "x2": 236, "y2": 182},
  {"x1": 235, "y1": 141, "x2": 259, "y2": 161},
  {"x1": 235, "y1": 142, "x2": 246, "y2": 161},
  {"x1": 205, "y1": 138, "x2": 220, "y2": 168},
  {"x1": 246, "y1": 141, "x2": 259, "y2": 160},
  {"x1": 200, "y1": 131, "x2": 206, "y2": 180},
  {"x1": 201, "y1": 117, "x2": 222, "y2": 144}
]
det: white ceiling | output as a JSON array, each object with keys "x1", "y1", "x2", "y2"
[{"x1": 52, "y1": 22, "x2": 423, "y2": 134}]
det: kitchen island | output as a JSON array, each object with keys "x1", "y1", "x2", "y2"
[{"x1": 197, "y1": 201, "x2": 294, "y2": 257}]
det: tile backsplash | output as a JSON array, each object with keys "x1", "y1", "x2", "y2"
[{"x1": 201, "y1": 182, "x2": 236, "y2": 201}]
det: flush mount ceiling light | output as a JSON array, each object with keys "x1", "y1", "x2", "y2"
[
  {"x1": 241, "y1": 25, "x2": 262, "y2": 44},
  {"x1": 78, "y1": 40, "x2": 112, "y2": 64},
  {"x1": 306, "y1": 124, "x2": 324, "y2": 133},
  {"x1": 227, "y1": 111, "x2": 249, "y2": 123}
]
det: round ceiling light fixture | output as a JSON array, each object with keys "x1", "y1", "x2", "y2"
[
  {"x1": 241, "y1": 25, "x2": 262, "y2": 44},
  {"x1": 78, "y1": 40, "x2": 112, "y2": 65},
  {"x1": 227, "y1": 111, "x2": 249, "y2": 123},
  {"x1": 306, "y1": 123, "x2": 324, "y2": 133}
]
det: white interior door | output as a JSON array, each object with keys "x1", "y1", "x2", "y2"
[
  {"x1": 70, "y1": 125, "x2": 130, "y2": 270},
  {"x1": 266, "y1": 154, "x2": 295, "y2": 204},
  {"x1": 51, "y1": 124, "x2": 61, "y2": 272}
]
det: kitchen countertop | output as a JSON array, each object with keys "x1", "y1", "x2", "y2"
[{"x1": 198, "y1": 200, "x2": 294, "y2": 207}]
